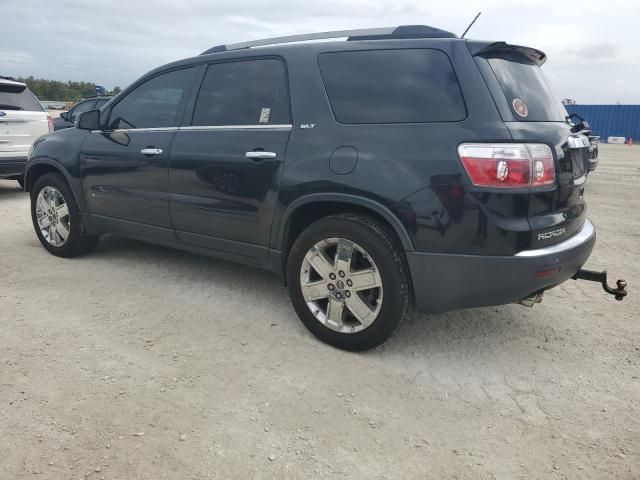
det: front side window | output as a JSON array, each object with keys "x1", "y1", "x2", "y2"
[
  {"x1": 108, "y1": 68, "x2": 195, "y2": 129},
  {"x1": 192, "y1": 59, "x2": 290, "y2": 126},
  {"x1": 318, "y1": 49, "x2": 467, "y2": 124}
]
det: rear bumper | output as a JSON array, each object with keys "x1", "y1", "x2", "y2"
[
  {"x1": 0, "y1": 156, "x2": 27, "y2": 178},
  {"x1": 407, "y1": 219, "x2": 596, "y2": 313}
]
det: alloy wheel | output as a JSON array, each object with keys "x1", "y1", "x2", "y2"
[
  {"x1": 299, "y1": 237, "x2": 383, "y2": 333},
  {"x1": 35, "y1": 186, "x2": 70, "y2": 247}
]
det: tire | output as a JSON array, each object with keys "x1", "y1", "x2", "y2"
[
  {"x1": 287, "y1": 213, "x2": 413, "y2": 351},
  {"x1": 31, "y1": 172, "x2": 98, "y2": 257}
]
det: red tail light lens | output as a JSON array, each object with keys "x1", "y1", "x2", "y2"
[
  {"x1": 458, "y1": 143, "x2": 555, "y2": 188},
  {"x1": 47, "y1": 115, "x2": 54, "y2": 133}
]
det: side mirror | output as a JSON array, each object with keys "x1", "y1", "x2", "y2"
[
  {"x1": 60, "y1": 111, "x2": 69, "y2": 121},
  {"x1": 76, "y1": 109, "x2": 101, "y2": 130}
]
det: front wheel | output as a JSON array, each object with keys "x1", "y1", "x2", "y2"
[
  {"x1": 287, "y1": 214, "x2": 412, "y2": 351},
  {"x1": 31, "y1": 172, "x2": 98, "y2": 257}
]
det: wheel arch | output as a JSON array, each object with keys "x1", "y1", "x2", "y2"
[
  {"x1": 275, "y1": 193, "x2": 414, "y2": 267},
  {"x1": 25, "y1": 160, "x2": 85, "y2": 210}
]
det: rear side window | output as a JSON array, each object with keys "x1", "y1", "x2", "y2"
[
  {"x1": 318, "y1": 49, "x2": 466, "y2": 124},
  {"x1": 0, "y1": 83, "x2": 43, "y2": 111},
  {"x1": 108, "y1": 68, "x2": 195, "y2": 129},
  {"x1": 69, "y1": 100, "x2": 96, "y2": 121},
  {"x1": 486, "y1": 55, "x2": 566, "y2": 122},
  {"x1": 192, "y1": 59, "x2": 290, "y2": 126},
  {"x1": 95, "y1": 98, "x2": 110, "y2": 109}
]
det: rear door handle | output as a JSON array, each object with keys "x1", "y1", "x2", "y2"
[
  {"x1": 140, "y1": 148, "x2": 163, "y2": 156},
  {"x1": 245, "y1": 151, "x2": 276, "y2": 160}
]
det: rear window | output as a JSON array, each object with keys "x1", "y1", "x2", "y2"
[
  {"x1": 318, "y1": 49, "x2": 466, "y2": 124},
  {"x1": 0, "y1": 83, "x2": 43, "y2": 111},
  {"x1": 486, "y1": 55, "x2": 566, "y2": 122}
]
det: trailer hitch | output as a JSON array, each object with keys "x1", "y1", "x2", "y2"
[{"x1": 573, "y1": 269, "x2": 628, "y2": 301}]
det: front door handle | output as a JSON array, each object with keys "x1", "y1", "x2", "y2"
[
  {"x1": 141, "y1": 148, "x2": 163, "y2": 156},
  {"x1": 245, "y1": 151, "x2": 276, "y2": 160}
]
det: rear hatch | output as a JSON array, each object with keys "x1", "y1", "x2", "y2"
[
  {"x1": 0, "y1": 78, "x2": 49, "y2": 158},
  {"x1": 473, "y1": 43, "x2": 590, "y2": 250}
]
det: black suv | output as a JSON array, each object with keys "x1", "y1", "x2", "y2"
[
  {"x1": 24, "y1": 25, "x2": 604, "y2": 350},
  {"x1": 53, "y1": 96, "x2": 113, "y2": 131}
]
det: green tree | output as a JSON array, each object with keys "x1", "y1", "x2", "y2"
[{"x1": 15, "y1": 77, "x2": 100, "y2": 102}]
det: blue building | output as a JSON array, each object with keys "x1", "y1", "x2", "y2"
[{"x1": 568, "y1": 105, "x2": 640, "y2": 142}]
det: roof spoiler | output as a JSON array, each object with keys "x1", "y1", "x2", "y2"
[
  {"x1": 468, "y1": 41, "x2": 547, "y2": 66},
  {"x1": 0, "y1": 76, "x2": 27, "y2": 88}
]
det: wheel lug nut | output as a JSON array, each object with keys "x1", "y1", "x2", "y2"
[
  {"x1": 345, "y1": 291, "x2": 351, "y2": 298},
  {"x1": 327, "y1": 284, "x2": 334, "y2": 290},
  {"x1": 339, "y1": 271, "x2": 345, "y2": 278},
  {"x1": 329, "y1": 273, "x2": 336, "y2": 280},
  {"x1": 346, "y1": 279, "x2": 353, "y2": 287},
  {"x1": 335, "y1": 293, "x2": 342, "y2": 299}
]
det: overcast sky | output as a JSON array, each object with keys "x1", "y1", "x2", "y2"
[{"x1": 2, "y1": 0, "x2": 639, "y2": 103}]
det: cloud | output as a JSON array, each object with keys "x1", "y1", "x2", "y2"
[{"x1": 1, "y1": 0, "x2": 638, "y2": 103}]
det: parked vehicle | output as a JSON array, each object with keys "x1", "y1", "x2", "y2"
[
  {"x1": 24, "y1": 26, "x2": 625, "y2": 350},
  {"x1": 0, "y1": 76, "x2": 52, "y2": 186},
  {"x1": 53, "y1": 95, "x2": 113, "y2": 131}
]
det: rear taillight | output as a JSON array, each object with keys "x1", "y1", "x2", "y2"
[
  {"x1": 458, "y1": 143, "x2": 555, "y2": 188},
  {"x1": 47, "y1": 115, "x2": 54, "y2": 133}
]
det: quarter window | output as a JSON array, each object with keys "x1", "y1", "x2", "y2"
[
  {"x1": 108, "y1": 68, "x2": 195, "y2": 129},
  {"x1": 318, "y1": 49, "x2": 466, "y2": 124},
  {"x1": 192, "y1": 59, "x2": 290, "y2": 126}
]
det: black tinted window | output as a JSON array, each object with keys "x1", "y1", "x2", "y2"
[
  {"x1": 108, "y1": 68, "x2": 195, "y2": 129},
  {"x1": 192, "y1": 59, "x2": 289, "y2": 126},
  {"x1": 95, "y1": 98, "x2": 110, "y2": 108},
  {"x1": 318, "y1": 49, "x2": 466, "y2": 124},
  {"x1": 69, "y1": 100, "x2": 96, "y2": 121},
  {"x1": 0, "y1": 83, "x2": 43, "y2": 111},
  {"x1": 487, "y1": 55, "x2": 566, "y2": 122}
]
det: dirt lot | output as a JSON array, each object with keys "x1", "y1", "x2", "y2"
[{"x1": 0, "y1": 144, "x2": 638, "y2": 479}]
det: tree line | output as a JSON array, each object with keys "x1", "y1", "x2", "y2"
[{"x1": 15, "y1": 76, "x2": 121, "y2": 101}]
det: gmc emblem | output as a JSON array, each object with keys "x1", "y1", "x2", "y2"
[{"x1": 538, "y1": 228, "x2": 566, "y2": 240}]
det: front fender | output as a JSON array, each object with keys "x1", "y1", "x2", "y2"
[{"x1": 25, "y1": 128, "x2": 89, "y2": 211}]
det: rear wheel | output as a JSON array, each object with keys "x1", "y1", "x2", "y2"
[
  {"x1": 31, "y1": 173, "x2": 98, "y2": 257},
  {"x1": 287, "y1": 214, "x2": 412, "y2": 351}
]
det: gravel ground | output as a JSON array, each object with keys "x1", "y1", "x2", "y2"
[{"x1": 0, "y1": 144, "x2": 638, "y2": 479}]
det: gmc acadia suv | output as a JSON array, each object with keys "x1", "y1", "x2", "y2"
[{"x1": 24, "y1": 25, "x2": 608, "y2": 350}]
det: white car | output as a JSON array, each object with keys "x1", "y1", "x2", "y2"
[{"x1": 0, "y1": 76, "x2": 52, "y2": 186}]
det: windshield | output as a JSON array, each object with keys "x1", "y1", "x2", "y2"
[{"x1": 487, "y1": 55, "x2": 567, "y2": 122}]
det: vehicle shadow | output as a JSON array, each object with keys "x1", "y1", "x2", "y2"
[
  {"x1": 0, "y1": 180, "x2": 26, "y2": 199},
  {"x1": 91, "y1": 234, "x2": 535, "y2": 356}
]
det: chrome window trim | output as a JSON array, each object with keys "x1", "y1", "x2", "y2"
[
  {"x1": 91, "y1": 127, "x2": 179, "y2": 134},
  {"x1": 515, "y1": 219, "x2": 594, "y2": 257},
  {"x1": 179, "y1": 124, "x2": 293, "y2": 131},
  {"x1": 91, "y1": 124, "x2": 293, "y2": 134}
]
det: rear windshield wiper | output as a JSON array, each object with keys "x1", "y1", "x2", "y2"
[{"x1": 0, "y1": 104, "x2": 23, "y2": 110}]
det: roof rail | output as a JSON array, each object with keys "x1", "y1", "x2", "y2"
[{"x1": 200, "y1": 25, "x2": 457, "y2": 55}]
